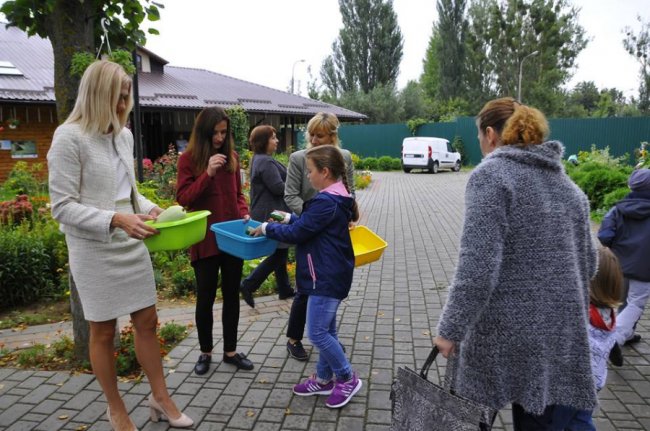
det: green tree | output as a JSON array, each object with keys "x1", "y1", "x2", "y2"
[
  {"x1": 570, "y1": 81, "x2": 600, "y2": 114},
  {"x1": 421, "y1": 25, "x2": 441, "y2": 102},
  {"x1": 321, "y1": 0, "x2": 404, "y2": 94},
  {"x1": 463, "y1": 0, "x2": 494, "y2": 113},
  {"x1": 436, "y1": 0, "x2": 468, "y2": 100},
  {"x1": 465, "y1": 0, "x2": 587, "y2": 115},
  {"x1": 623, "y1": 15, "x2": 650, "y2": 113},
  {"x1": 338, "y1": 85, "x2": 404, "y2": 124},
  {"x1": 400, "y1": 80, "x2": 427, "y2": 120}
]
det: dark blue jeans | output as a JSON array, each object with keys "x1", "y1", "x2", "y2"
[
  {"x1": 240, "y1": 247, "x2": 293, "y2": 297},
  {"x1": 512, "y1": 403, "x2": 595, "y2": 431}
]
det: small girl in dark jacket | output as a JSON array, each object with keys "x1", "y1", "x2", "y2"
[{"x1": 252, "y1": 145, "x2": 361, "y2": 408}]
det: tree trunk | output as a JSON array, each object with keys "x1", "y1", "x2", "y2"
[
  {"x1": 48, "y1": 1, "x2": 96, "y2": 362},
  {"x1": 46, "y1": 0, "x2": 95, "y2": 122},
  {"x1": 68, "y1": 273, "x2": 90, "y2": 363}
]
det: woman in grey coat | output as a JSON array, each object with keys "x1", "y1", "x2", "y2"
[
  {"x1": 283, "y1": 112, "x2": 355, "y2": 361},
  {"x1": 434, "y1": 98, "x2": 597, "y2": 430},
  {"x1": 48, "y1": 61, "x2": 192, "y2": 430},
  {"x1": 240, "y1": 125, "x2": 295, "y2": 307}
]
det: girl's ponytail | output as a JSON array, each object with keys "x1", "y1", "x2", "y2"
[{"x1": 341, "y1": 172, "x2": 360, "y2": 222}]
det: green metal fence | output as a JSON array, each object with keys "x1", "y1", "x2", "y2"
[{"x1": 339, "y1": 117, "x2": 650, "y2": 166}]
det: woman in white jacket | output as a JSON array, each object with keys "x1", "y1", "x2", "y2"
[{"x1": 48, "y1": 60, "x2": 192, "y2": 431}]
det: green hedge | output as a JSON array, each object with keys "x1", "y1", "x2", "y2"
[{"x1": 0, "y1": 219, "x2": 68, "y2": 309}]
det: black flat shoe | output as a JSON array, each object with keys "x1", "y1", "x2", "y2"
[
  {"x1": 240, "y1": 284, "x2": 255, "y2": 308},
  {"x1": 624, "y1": 334, "x2": 642, "y2": 346},
  {"x1": 287, "y1": 340, "x2": 309, "y2": 361},
  {"x1": 223, "y1": 352, "x2": 254, "y2": 370},
  {"x1": 194, "y1": 353, "x2": 211, "y2": 375}
]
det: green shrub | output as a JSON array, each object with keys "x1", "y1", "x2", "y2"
[
  {"x1": 170, "y1": 268, "x2": 195, "y2": 297},
  {"x1": 17, "y1": 344, "x2": 48, "y2": 367},
  {"x1": 350, "y1": 152, "x2": 361, "y2": 168},
  {"x1": 0, "y1": 223, "x2": 66, "y2": 309},
  {"x1": 363, "y1": 157, "x2": 378, "y2": 170},
  {"x1": 355, "y1": 158, "x2": 365, "y2": 170},
  {"x1": 226, "y1": 106, "x2": 250, "y2": 154},
  {"x1": 391, "y1": 158, "x2": 402, "y2": 170},
  {"x1": 159, "y1": 322, "x2": 188, "y2": 344},
  {"x1": 272, "y1": 152, "x2": 289, "y2": 167},
  {"x1": 2, "y1": 162, "x2": 48, "y2": 196},
  {"x1": 570, "y1": 166, "x2": 630, "y2": 210},
  {"x1": 150, "y1": 250, "x2": 195, "y2": 298},
  {"x1": 452, "y1": 136, "x2": 467, "y2": 166},
  {"x1": 602, "y1": 187, "x2": 630, "y2": 211},
  {"x1": 377, "y1": 156, "x2": 394, "y2": 171},
  {"x1": 406, "y1": 118, "x2": 427, "y2": 136}
]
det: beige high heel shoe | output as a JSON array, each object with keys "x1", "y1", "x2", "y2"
[
  {"x1": 106, "y1": 406, "x2": 138, "y2": 431},
  {"x1": 148, "y1": 396, "x2": 194, "y2": 428}
]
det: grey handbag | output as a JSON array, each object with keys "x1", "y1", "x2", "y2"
[{"x1": 390, "y1": 346, "x2": 496, "y2": 431}]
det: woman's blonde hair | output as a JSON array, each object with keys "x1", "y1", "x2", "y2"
[
  {"x1": 65, "y1": 60, "x2": 133, "y2": 136},
  {"x1": 305, "y1": 112, "x2": 340, "y2": 148},
  {"x1": 477, "y1": 97, "x2": 549, "y2": 146},
  {"x1": 590, "y1": 246, "x2": 624, "y2": 308},
  {"x1": 306, "y1": 145, "x2": 359, "y2": 222}
]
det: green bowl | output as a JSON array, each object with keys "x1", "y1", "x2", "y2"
[{"x1": 143, "y1": 210, "x2": 211, "y2": 252}]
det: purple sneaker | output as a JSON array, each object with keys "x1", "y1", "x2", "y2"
[
  {"x1": 293, "y1": 375, "x2": 334, "y2": 396},
  {"x1": 326, "y1": 373, "x2": 362, "y2": 408}
]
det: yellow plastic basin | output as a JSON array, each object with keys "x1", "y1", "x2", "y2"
[
  {"x1": 350, "y1": 225, "x2": 388, "y2": 267},
  {"x1": 143, "y1": 210, "x2": 211, "y2": 252}
]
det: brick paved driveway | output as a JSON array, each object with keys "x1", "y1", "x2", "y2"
[{"x1": 1, "y1": 171, "x2": 649, "y2": 430}]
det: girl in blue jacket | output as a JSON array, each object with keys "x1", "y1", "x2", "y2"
[{"x1": 253, "y1": 144, "x2": 361, "y2": 409}]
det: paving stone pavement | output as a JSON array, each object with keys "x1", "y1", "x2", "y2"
[{"x1": 1, "y1": 170, "x2": 650, "y2": 430}]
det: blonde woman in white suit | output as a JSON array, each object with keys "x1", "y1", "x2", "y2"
[{"x1": 47, "y1": 61, "x2": 192, "y2": 431}]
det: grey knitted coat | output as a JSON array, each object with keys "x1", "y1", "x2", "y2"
[{"x1": 436, "y1": 141, "x2": 598, "y2": 415}]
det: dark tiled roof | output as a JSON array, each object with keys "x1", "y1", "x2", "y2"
[{"x1": 0, "y1": 25, "x2": 366, "y2": 120}]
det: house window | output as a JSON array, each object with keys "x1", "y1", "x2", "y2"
[
  {"x1": 0, "y1": 61, "x2": 23, "y2": 76},
  {"x1": 136, "y1": 54, "x2": 142, "y2": 72}
]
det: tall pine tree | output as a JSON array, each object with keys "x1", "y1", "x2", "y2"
[{"x1": 321, "y1": 0, "x2": 404, "y2": 95}]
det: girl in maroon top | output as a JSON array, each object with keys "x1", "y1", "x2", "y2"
[{"x1": 176, "y1": 107, "x2": 254, "y2": 374}]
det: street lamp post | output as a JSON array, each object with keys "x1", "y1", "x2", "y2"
[
  {"x1": 291, "y1": 59, "x2": 306, "y2": 94},
  {"x1": 517, "y1": 50, "x2": 539, "y2": 102}
]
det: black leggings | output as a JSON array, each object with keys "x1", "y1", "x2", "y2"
[
  {"x1": 286, "y1": 291, "x2": 308, "y2": 340},
  {"x1": 192, "y1": 253, "x2": 243, "y2": 353}
]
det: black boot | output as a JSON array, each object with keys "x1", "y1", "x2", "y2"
[{"x1": 609, "y1": 342, "x2": 623, "y2": 367}]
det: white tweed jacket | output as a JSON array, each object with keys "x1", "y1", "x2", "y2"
[{"x1": 47, "y1": 123, "x2": 156, "y2": 243}]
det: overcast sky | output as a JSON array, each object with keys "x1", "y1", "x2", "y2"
[
  {"x1": 141, "y1": 0, "x2": 646, "y2": 98},
  {"x1": 1, "y1": 1, "x2": 646, "y2": 98}
]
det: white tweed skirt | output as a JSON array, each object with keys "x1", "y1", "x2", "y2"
[{"x1": 65, "y1": 199, "x2": 157, "y2": 322}]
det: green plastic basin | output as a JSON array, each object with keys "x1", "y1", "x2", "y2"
[{"x1": 143, "y1": 210, "x2": 211, "y2": 252}]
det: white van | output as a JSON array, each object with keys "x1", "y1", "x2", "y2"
[{"x1": 401, "y1": 137, "x2": 461, "y2": 173}]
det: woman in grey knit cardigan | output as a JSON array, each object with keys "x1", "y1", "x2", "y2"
[{"x1": 434, "y1": 98, "x2": 598, "y2": 430}]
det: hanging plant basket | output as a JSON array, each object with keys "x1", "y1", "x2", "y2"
[{"x1": 7, "y1": 119, "x2": 20, "y2": 129}]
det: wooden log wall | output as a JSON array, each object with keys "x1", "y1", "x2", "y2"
[{"x1": 0, "y1": 104, "x2": 58, "y2": 183}]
